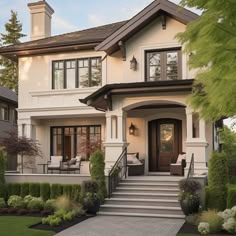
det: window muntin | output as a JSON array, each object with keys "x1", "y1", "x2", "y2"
[
  {"x1": 146, "y1": 49, "x2": 181, "y2": 81},
  {"x1": 52, "y1": 57, "x2": 102, "y2": 89}
]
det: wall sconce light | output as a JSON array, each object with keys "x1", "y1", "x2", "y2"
[
  {"x1": 130, "y1": 56, "x2": 137, "y2": 71},
  {"x1": 129, "y1": 123, "x2": 136, "y2": 135}
]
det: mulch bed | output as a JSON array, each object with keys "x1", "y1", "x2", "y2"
[
  {"x1": 0, "y1": 208, "x2": 52, "y2": 217},
  {"x1": 30, "y1": 215, "x2": 94, "y2": 233},
  {"x1": 177, "y1": 222, "x2": 232, "y2": 236}
]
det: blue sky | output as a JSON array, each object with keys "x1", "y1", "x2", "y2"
[{"x1": 0, "y1": 0, "x2": 190, "y2": 41}]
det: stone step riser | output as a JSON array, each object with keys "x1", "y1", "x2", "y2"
[
  {"x1": 119, "y1": 184, "x2": 179, "y2": 189},
  {"x1": 100, "y1": 206, "x2": 183, "y2": 215},
  {"x1": 104, "y1": 199, "x2": 180, "y2": 207},
  {"x1": 115, "y1": 189, "x2": 179, "y2": 194},
  {"x1": 112, "y1": 193, "x2": 178, "y2": 200},
  {"x1": 121, "y1": 180, "x2": 180, "y2": 185}
]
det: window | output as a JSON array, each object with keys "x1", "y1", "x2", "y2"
[
  {"x1": 51, "y1": 125, "x2": 101, "y2": 161},
  {"x1": 52, "y1": 57, "x2": 102, "y2": 89},
  {"x1": 146, "y1": 49, "x2": 181, "y2": 81},
  {"x1": 0, "y1": 103, "x2": 9, "y2": 121}
]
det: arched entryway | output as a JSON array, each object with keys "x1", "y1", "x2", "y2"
[{"x1": 148, "y1": 118, "x2": 182, "y2": 172}]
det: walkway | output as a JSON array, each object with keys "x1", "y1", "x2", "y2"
[{"x1": 56, "y1": 216, "x2": 184, "y2": 236}]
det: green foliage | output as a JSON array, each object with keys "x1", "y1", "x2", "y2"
[
  {"x1": 0, "y1": 11, "x2": 25, "y2": 91},
  {"x1": 55, "y1": 196, "x2": 72, "y2": 212},
  {"x1": 0, "y1": 151, "x2": 6, "y2": 198},
  {"x1": 42, "y1": 215, "x2": 62, "y2": 226},
  {"x1": 29, "y1": 183, "x2": 40, "y2": 197},
  {"x1": 186, "y1": 213, "x2": 200, "y2": 226},
  {"x1": 7, "y1": 183, "x2": 21, "y2": 197},
  {"x1": 23, "y1": 195, "x2": 33, "y2": 206},
  {"x1": 20, "y1": 183, "x2": 29, "y2": 198},
  {"x1": 44, "y1": 199, "x2": 56, "y2": 211},
  {"x1": 208, "y1": 152, "x2": 228, "y2": 188},
  {"x1": 50, "y1": 184, "x2": 62, "y2": 199},
  {"x1": 177, "y1": 0, "x2": 236, "y2": 120},
  {"x1": 40, "y1": 183, "x2": 50, "y2": 201},
  {"x1": 227, "y1": 185, "x2": 236, "y2": 208},
  {"x1": 62, "y1": 211, "x2": 74, "y2": 221},
  {"x1": 80, "y1": 180, "x2": 99, "y2": 204},
  {"x1": 7, "y1": 195, "x2": 25, "y2": 209},
  {"x1": 206, "y1": 186, "x2": 227, "y2": 211},
  {"x1": 90, "y1": 150, "x2": 107, "y2": 202},
  {"x1": 27, "y1": 197, "x2": 44, "y2": 210},
  {"x1": 0, "y1": 197, "x2": 6, "y2": 208},
  {"x1": 199, "y1": 210, "x2": 223, "y2": 233},
  {"x1": 62, "y1": 184, "x2": 72, "y2": 199},
  {"x1": 71, "y1": 184, "x2": 81, "y2": 202}
]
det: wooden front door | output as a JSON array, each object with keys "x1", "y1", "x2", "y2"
[{"x1": 148, "y1": 119, "x2": 182, "y2": 172}]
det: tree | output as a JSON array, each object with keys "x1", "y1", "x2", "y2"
[
  {"x1": 0, "y1": 131, "x2": 42, "y2": 173},
  {"x1": 177, "y1": 0, "x2": 236, "y2": 121},
  {"x1": 0, "y1": 10, "x2": 25, "y2": 92}
]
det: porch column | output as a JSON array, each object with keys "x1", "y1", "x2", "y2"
[
  {"x1": 104, "y1": 111, "x2": 128, "y2": 175},
  {"x1": 185, "y1": 107, "x2": 208, "y2": 176}
]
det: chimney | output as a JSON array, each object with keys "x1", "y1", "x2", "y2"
[{"x1": 28, "y1": 0, "x2": 54, "y2": 41}]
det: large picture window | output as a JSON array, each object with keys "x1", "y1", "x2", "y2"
[
  {"x1": 51, "y1": 125, "x2": 101, "y2": 161},
  {"x1": 146, "y1": 49, "x2": 181, "y2": 81},
  {"x1": 52, "y1": 57, "x2": 102, "y2": 89}
]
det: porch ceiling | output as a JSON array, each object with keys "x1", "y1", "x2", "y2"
[{"x1": 79, "y1": 79, "x2": 194, "y2": 112}]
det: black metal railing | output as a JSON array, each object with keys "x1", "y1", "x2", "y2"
[
  {"x1": 187, "y1": 153, "x2": 194, "y2": 179},
  {"x1": 108, "y1": 147, "x2": 127, "y2": 198}
]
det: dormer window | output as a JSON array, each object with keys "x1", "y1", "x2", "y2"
[
  {"x1": 146, "y1": 48, "x2": 181, "y2": 81},
  {"x1": 52, "y1": 57, "x2": 102, "y2": 89}
]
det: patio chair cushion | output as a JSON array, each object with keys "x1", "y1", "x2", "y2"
[
  {"x1": 127, "y1": 153, "x2": 142, "y2": 165},
  {"x1": 75, "y1": 156, "x2": 82, "y2": 162},
  {"x1": 176, "y1": 153, "x2": 186, "y2": 163},
  {"x1": 48, "y1": 156, "x2": 62, "y2": 168},
  {"x1": 68, "y1": 158, "x2": 77, "y2": 166}
]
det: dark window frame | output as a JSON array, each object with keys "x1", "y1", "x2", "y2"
[
  {"x1": 50, "y1": 125, "x2": 102, "y2": 161},
  {"x1": 0, "y1": 102, "x2": 9, "y2": 121},
  {"x1": 145, "y1": 48, "x2": 182, "y2": 82},
  {"x1": 52, "y1": 57, "x2": 102, "y2": 90}
]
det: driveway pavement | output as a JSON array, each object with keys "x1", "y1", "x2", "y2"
[{"x1": 56, "y1": 216, "x2": 184, "y2": 236}]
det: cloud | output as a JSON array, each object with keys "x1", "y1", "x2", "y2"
[{"x1": 88, "y1": 14, "x2": 107, "y2": 27}]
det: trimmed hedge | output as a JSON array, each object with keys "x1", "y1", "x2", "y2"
[
  {"x1": 227, "y1": 185, "x2": 236, "y2": 208},
  {"x1": 71, "y1": 184, "x2": 81, "y2": 202},
  {"x1": 20, "y1": 183, "x2": 29, "y2": 198},
  {"x1": 206, "y1": 186, "x2": 227, "y2": 211},
  {"x1": 50, "y1": 184, "x2": 62, "y2": 199},
  {"x1": 29, "y1": 183, "x2": 40, "y2": 197},
  {"x1": 62, "y1": 184, "x2": 73, "y2": 199},
  {"x1": 40, "y1": 183, "x2": 50, "y2": 201},
  {"x1": 7, "y1": 183, "x2": 21, "y2": 197}
]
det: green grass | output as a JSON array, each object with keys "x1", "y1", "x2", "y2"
[
  {"x1": 0, "y1": 216, "x2": 54, "y2": 236},
  {"x1": 177, "y1": 234, "x2": 198, "y2": 236}
]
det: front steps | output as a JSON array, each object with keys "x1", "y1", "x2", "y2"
[{"x1": 98, "y1": 176, "x2": 184, "y2": 219}]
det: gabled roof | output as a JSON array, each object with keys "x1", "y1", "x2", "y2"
[
  {"x1": 95, "y1": 0, "x2": 199, "y2": 54},
  {"x1": 0, "y1": 87, "x2": 17, "y2": 104},
  {"x1": 0, "y1": 21, "x2": 127, "y2": 60}
]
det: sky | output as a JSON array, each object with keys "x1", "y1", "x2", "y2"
[{"x1": 0, "y1": 0, "x2": 196, "y2": 41}]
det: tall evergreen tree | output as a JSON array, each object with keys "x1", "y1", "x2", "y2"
[
  {"x1": 177, "y1": 0, "x2": 236, "y2": 121},
  {"x1": 0, "y1": 10, "x2": 25, "y2": 92}
]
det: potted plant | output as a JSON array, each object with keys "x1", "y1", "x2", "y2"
[
  {"x1": 178, "y1": 178, "x2": 202, "y2": 216},
  {"x1": 83, "y1": 192, "x2": 100, "y2": 214}
]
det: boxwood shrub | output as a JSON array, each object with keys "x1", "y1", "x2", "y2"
[
  {"x1": 7, "y1": 183, "x2": 21, "y2": 197},
  {"x1": 71, "y1": 184, "x2": 81, "y2": 202},
  {"x1": 50, "y1": 184, "x2": 62, "y2": 199},
  {"x1": 40, "y1": 183, "x2": 50, "y2": 201},
  {"x1": 227, "y1": 184, "x2": 236, "y2": 208},
  {"x1": 20, "y1": 183, "x2": 29, "y2": 198},
  {"x1": 62, "y1": 184, "x2": 73, "y2": 199},
  {"x1": 29, "y1": 183, "x2": 40, "y2": 197}
]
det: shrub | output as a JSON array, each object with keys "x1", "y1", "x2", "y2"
[
  {"x1": 227, "y1": 185, "x2": 236, "y2": 208},
  {"x1": 199, "y1": 210, "x2": 223, "y2": 233},
  {"x1": 7, "y1": 183, "x2": 21, "y2": 197},
  {"x1": 198, "y1": 222, "x2": 210, "y2": 235},
  {"x1": 179, "y1": 179, "x2": 202, "y2": 193},
  {"x1": 7, "y1": 195, "x2": 25, "y2": 209},
  {"x1": 42, "y1": 215, "x2": 62, "y2": 226},
  {"x1": 40, "y1": 183, "x2": 50, "y2": 201},
  {"x1": 62, "y1": 184, "x2": 72, "y2": 199},
  {"x1": 44, "y1": 199, "x2": 56, "y2": 211},
  {"x1": 0, "y1": 151, "x2": 6, "y2": 198},
  {"x1": 23, "y1": 195, "x2": 34, "y2": 205},
  {"x1": 90, "y1": 150, "x2": 107, "y2": 202},
  {"x1": 29, "y1": 183, "x2": 40, "y2": 197},
  {"x1": 27, "y1": 197, "x2": 44, "y2": 210},
  {"x1": 55, "y1": 196, "x2": 72, "y2": 212},
  {"x1": 80, "y1": 180, "x2": 99, "y2": 204},
  {"x1": 219, "y1": 206, "x2": 236, "y2": 234},
  {"x1": 63, "y1": 211, "x2": 74, "y2": 221},
  {"x1": 20, "y1": 183, "x2": 29, "y2": 198},
  {"x1": 71, "y1": 184, "x2": 81, "y2": 202},
  {"x1": 0, "y1": 198, "x2": 6, "y2": 208},
  {"x1": 206, "y1": 186, "x2": 227, "y2": 211},
  {"x1": 50, "y1": 184, "x2": 62, "y2": 199},
  {"x1": 186, "y1": 213, "x2": 200, "y2": 226},
  {"x1": 208, "y1": 152, "x2": 228, "y2": 188}
]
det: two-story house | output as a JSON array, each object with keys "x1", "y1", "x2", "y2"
[
  {"x1": 0, "y1": 86, "x2": 17, "y2": 170},
  {"x1": 0, "y1": 0, "x2": 220, "y2": 175}
]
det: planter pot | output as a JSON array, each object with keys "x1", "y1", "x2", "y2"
[
  {"x1": 180, "y1": 198, "x2": 200, "y2": 216},
  {"x1": 85, "y1": 199, "x2": 100, "y2": 214}
]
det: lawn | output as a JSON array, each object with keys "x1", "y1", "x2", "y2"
[{"x1": 0, "y1": 216, "x2": 54, "y2": 236}]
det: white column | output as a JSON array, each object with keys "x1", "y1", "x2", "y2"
[
  {"x1": 199, "y1": 119, "x2": 206, "y2": 141},
  {"x1": 105, "y1": 115, "x2": 112, "y2": 142},
  {"x1": 186, "y1": 107, "x2": 193, "y2": 141}
]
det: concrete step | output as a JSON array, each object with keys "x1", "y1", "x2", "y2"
[
  {"x1": 115, "y1": 187, "x2": 179, "y2": 194},
  {"x1": 119, "y1": 182, "x2": 179, "y2": 189},
  {"x1": 104, "y1": 198, "x2": 180, "y2": 207},
  {"x1": 112, "y1": 192, "x2": 179, "y2": 200},
  {"x1": 97, "y1": 211, "x2": 185, "y2": 219},
  {"x1": 99, "y1": 204, "x2": 183, "y2": 215}
]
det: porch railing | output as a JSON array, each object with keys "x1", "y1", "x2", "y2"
[
  {"x1": 107, "y1": 147, "x2": 127, "y2": 198},
  {"x1": 187, "y1": 153, "x2": 194, "y2": 179}
]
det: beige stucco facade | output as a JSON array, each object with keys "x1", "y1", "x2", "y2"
[{"x1": 17, "y1": 12, "x2": 214, "y2": 175}]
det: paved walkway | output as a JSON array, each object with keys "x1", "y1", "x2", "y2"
[{"x1": 56, "y1": 216, "x2": 184, "y2": 236}]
